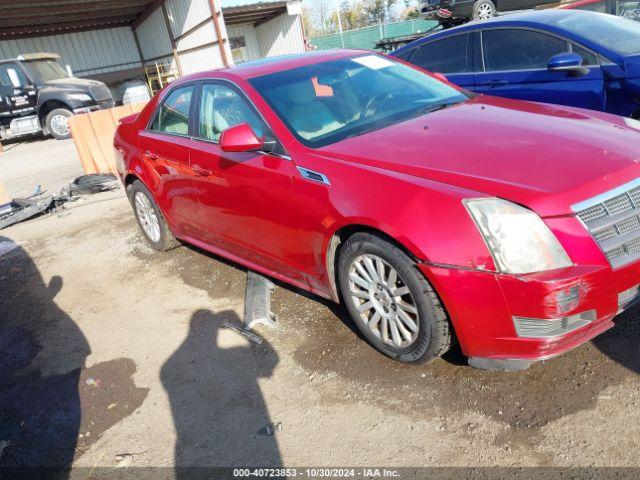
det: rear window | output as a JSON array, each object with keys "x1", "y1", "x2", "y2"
[
  {"x1": 549, "y1": 11, "x2": 640, "y2": 55},
  {"x1": 410, "y1": 34, "x2": 470, "y2": 74}
]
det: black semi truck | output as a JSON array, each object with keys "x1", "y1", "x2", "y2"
[{"x1": 0, "y1": 53, "x2": 113, "y2": 141}]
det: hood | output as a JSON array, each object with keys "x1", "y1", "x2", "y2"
[
  {"x1": 38, "y1": 77, "x2": 106, "y2": 90},
  {"x1": 318, "y1": 95, "x2": 640, "y2": 217}
]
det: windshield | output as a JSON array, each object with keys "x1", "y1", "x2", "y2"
[
  {"x1": 249, "y1": 54, "x2": 468, "y2": 148},
  {"x1": 22, "y1": 59, "x2": 69, "y2": 82},
  {"x1": 549, "y1": 12, "x2": 640, "y2": 56}
]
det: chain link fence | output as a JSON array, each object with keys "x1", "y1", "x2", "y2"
[{"x1": 309, "y1": 19, "x2": 438, "y2": 52}]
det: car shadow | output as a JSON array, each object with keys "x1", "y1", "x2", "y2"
[
  {"x1": 592, "y1": 304, "x2": 640, "y2": 374},
  {"x1": 0, "y1": 235, "x2": 90, "y2": 477},
  {"x1": 160, "y1": 309, "x2": 281, "y2": 476}
]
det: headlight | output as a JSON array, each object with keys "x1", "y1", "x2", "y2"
[
  {"x1": 68, "y1": 93, "x2": 92, "y2": 102},
  {"x1": 464, "y1": 198, "x2": 572, "y2": 274},
  {"x1": 624, "y1": 117, "x2": 640, "y2": 131}
]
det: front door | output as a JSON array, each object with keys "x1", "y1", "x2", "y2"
[
  {"x1": 0, "y1": 63, "x2": 37, "y2": 120},
  {"x1": 188, "y1": 82, "x2": 304, "y2": 281},
  {"x1": 138, "y1": 84, "x2": 201, "y2": 237},
  {"x1": 474, "y1": 28, "x2": 605, "y2": 111}
]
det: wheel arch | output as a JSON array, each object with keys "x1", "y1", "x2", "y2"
[
  {"x1": 124, "y1": 172, "x2": 142, "y2": 189},
  {"x1": 325, "y1": 223, "x2": 421, "y2": 303},
  {"x1": 38, "y1": 99, "x2": 73, "y2": 125}
]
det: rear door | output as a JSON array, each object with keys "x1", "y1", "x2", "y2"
[
  {"x1": 0, "y1": 62, "x2": 37, "y2": 118},
  {"x1": 474, "y1": 28, "x2": 605, "y2": 111},
  {"x1": 138, "y1": 84, "x2": 201, "y2": 237},
  {"x1": 188, "y1": 81, "x2": 304, "y2": 281},
  {"x1": 403, "y1": 33, "x2": 475, "y2": 89}
]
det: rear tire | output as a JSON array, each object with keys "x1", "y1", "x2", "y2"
[
  {"x1": 337, "y1": 232, "x2": 452, "y2": 363},
  {"x1": 46, "y1": 108, "x2": 73, "y2": 140},
  {"x1": 472, "y1": 0, "x2": 496, "y2": 20},
  {"x1": 127, "y1": 180, "x2": 180, "y2": 251}
]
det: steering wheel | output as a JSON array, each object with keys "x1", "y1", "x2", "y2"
[{"x1": 360, "y1": 92, "x2": 394, "y2": 119}]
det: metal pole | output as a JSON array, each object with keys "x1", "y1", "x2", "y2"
[{"x1": 337, "y1": 3, "x2": 345, "y2": 48}]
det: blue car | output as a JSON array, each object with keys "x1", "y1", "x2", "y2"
[{"x1": 391, "y1": 10, "x2": 640, "y2": 118}]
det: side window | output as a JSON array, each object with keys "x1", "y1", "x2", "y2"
[
  {"x1": 150, "y1": 85, "x2": 193, "y2": 135},
  {"x1": 410, "y1": 35, "x2": 469, "y2": 74},
  {"x1": 482, "y1": 29, "x2": 569, "y2": 71},
  {"x1": 572, "y1": 43, "x2": 599, "y2": 66},
  {"x1": 393, "y1": 48, "x2": 416, "y2": 62},
  {"x1": 198, "y1": 83, "x2": 266, "y2": 143},
  {"x1": 0, "y1": 63, "x2": 27, "y2": 88}
]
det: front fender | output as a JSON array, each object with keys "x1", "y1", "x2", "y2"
[{"x1": 291, "y1": 153, "x2": 497, "y2": 295}]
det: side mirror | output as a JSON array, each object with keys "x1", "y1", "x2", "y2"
[
  {"x1": 548, "y1": 52, "x2": 589, "y2": 76},
  {"x1": 220, "y1": 123, "x2": 265, "y2": 153}
]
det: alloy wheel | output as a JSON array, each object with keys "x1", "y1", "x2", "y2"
[
  {"x1": 348, "y1": 254, "x2": 420, "y2": 348},
  {"x1": 134, "y1": 192, "x2": 161, "y2": 243},
  {"x1": 477, "y1": 3, "x2": 494, "y2": 19}
]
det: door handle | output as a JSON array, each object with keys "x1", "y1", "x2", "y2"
[
  {"x1": 143, "y1": 150, "x2": 158, "y2": 161},
  {"x1": 192, "y1": 164, "x2": 212, "y2": 177},
  {"x1": 482, "y1": 79, "x2": 508, "y2": 88}
]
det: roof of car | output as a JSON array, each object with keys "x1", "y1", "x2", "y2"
[
  {"x1": 393, "y1": 9, "x2": 598, "y2": 54},
  {"x1": 181, "y1": 49, "x2": 368, "y2": 82}
]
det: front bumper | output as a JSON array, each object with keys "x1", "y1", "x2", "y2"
[
  {"x1": 418, "y1": 256, "x2": 638, "y2": 364},
  {"x1": 72, "y1": 99, "x2": 115, "y2": 114}
]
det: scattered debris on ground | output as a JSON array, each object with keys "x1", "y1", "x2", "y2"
[{"x1": 0, "y1": 174, "x2": 119, "y2": 230}]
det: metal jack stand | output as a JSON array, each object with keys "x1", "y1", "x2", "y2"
[{"x1": 244, "y1": 271, "x2": 278, "y2": 331}]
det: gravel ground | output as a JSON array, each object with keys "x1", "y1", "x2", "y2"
[{"x1": 1, "y1": 138, "x2": 639, "y2": 477}]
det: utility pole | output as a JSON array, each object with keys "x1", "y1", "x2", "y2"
[{"x1": 337, "y1": 3, "x2": 345, "y2": 48}]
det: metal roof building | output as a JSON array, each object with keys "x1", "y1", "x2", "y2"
[{"x1": 0, "y1": 0, "x2": 305, "y2": 97}]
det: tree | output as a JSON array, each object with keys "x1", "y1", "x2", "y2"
[
  {"x1": 400, "y1": 5, "x2": 421, "y2": 19},
  {"x1": 315, "y1": 0, "x2": 334, "y2": 34},
  {"x1": 363, "y1": 0, "x2": 399, "y2": 23},
  {"x1": 339, "y1": 0, "x2": 368, "y2": 30},
  {"x1": 302, "y1": 5, "x2": 318, "y2": 37}
]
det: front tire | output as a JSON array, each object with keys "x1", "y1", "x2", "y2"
[
  {"x1": 127, "y1": 180, "x2": 180, "y2": 251},
  {"x1": 46, "y1": 108, "x2": 73, "y2": 140},
  {"x1": 338, "y1": 233, "x2": 452, "y2": 363},
  {"x1": 472, "y1": 0, "x2": 496, "y2": 20}
]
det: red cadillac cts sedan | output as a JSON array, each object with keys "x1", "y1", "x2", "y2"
[{"x1": 115, "y1": 50, "x2": 640, "y2": 371}]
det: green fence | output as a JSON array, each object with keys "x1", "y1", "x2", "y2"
[{"x1": 309, "y1": 19, "x2": 438, "y2": 52}]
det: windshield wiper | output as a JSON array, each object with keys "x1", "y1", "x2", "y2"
[{"x1": 419, "y1": 101, "x2": 459, "y2": 114}]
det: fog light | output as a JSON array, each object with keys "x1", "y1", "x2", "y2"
[
  {"x1": 618, "y1": 284, "x2": 640, "y2": 312},
  {"x1": 513, "y1": 310, "x2": 596, "y2": 339}
]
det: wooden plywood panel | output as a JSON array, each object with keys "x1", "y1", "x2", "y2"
[{"x1": 69, "y1": 102, "x2": 147, "y2": 175}]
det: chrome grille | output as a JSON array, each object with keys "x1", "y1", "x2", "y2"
[
  {"x1": 574, "y1": 179, "x2": 640, "y2": 268},
  {"x1": 90, "y1": 85, "x2": 112, "y2": 102}
]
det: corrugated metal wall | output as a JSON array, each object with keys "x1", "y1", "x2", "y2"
[
  {"x1": 166, "y1": 0, "x2": 212, "y2": 37},
  {"x1": 134, "y1": 0, "x2": 229, "y2": 74},
  {"x1": 227, "y1": 10, "x2": 305, "y2": 63},
  {"x1": 135, "y1": 8, "x2": 173, "y2": 61},
  {"x1": 226, "y1": 24, "x2": 261, "y2": 62},
  {"x1": 256, "y1": 11, "x2": 305, "y2": 58},
  {"x1": 0, "y1": 27, "x2": 141, "y2": 77},
  {"x1": 0, "y1": 0, "x2": 303, "y2": 81}
]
